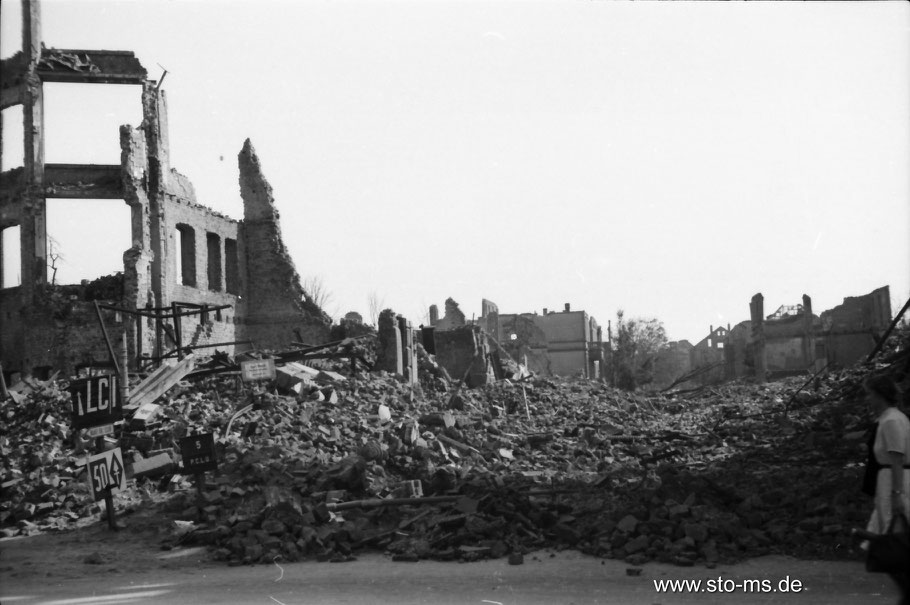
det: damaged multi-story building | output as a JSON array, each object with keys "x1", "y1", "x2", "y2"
[
  {"x1": 653, "y1": 286, "x2": 895, "y2": 388},
  {"x1": 422, "y1": 298, "x2": 605, "y2": 383},
  {"x1": 1, "y1": 0, "x2": 330, "y2": 379}
]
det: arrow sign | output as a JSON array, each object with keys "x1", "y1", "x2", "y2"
[
  {"x1": 109, "y1": 452, "x2": 124, "y2": 489},
  {"x1": 86, "y1": 448, "x2": 127, "y2": 501}
]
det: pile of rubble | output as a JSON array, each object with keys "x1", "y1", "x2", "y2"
[{"x1": 1, "y1": 328, "x2": 907, "y2": 568}]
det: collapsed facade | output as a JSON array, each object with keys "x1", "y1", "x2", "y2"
[
  {"x1": 653, "y1": 286, "x2": 894, "y2": 389},
  {"x1": 422, "y1": 298, "x2": 605, "y2": 383},
  {"x1": 0, "y1": 1, "x2": 329, "y2": 379}
]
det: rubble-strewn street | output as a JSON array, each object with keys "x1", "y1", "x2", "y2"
[
  {"x1": 2, "y1": 328, "x2": 907, "y2": 571},
  {"x1": 2, "y1": 3, "x2": 910, "y2": 604}
]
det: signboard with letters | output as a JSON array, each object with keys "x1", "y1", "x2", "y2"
[
  {"x1": 86, "y1": 424, "x2": 115, "y2": 439},
  {"x1": 240, "y1": 359, "x2": 276, "y2": 382},
  {"x1": 86, "y1": 447, "x2": 127, "y2": 502},
  {"x1": 180, "y1": 433, "x2": 218, "y2": 473},
  {"x1": 69, "y1": 374, "x2": 122, "y2": 430}
]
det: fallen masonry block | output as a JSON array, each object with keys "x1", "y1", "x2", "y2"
[
  {"x1": 458, "y1": 545, "x2": 492, "y2": 556},
  {"x1": 320, "y1": 388, "x2": 339, "y2": 404},
  {"x1": 131, "y1": 403, "x2": 162, "y2": 429},
  {"x1": 617, "y1": 514, "x2": 639, "y2": 533},
  {"x1": 129, "y1": 452, "x2": 175, "y2": 480},
  {"x1": 274, "y1": 363, "x2": 319, "y2": 395},
  {"x1": 316, "y1": 370, "x2": 346, "y2": 384}
]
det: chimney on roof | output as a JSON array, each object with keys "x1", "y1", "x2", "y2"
[
  {"x1": 564, "y1": 303, "x2": 571, "y2": 312},
  {"x1": 543, "y1": 308, "x2": 548, "y2": 315}
]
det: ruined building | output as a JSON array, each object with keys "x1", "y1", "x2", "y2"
[
  {"x1": 652, "y1": 286, "x2": 894, "y2": 389},
  {"x1": 494, "y1": 303, "x2": 604, "y2": 379},
  {"x1": 1, "y1": 1, "x2": 330, "y2": 378},
  {"x1": 732, "y1": 286, "x2": 893, "y2": 381},
  {"x1": 424, "y1": 298, "x2": 604, "y2": 381}
]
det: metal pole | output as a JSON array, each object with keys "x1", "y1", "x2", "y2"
[
  {"x1": 172, "y1": 302, "x2": 184, "y2": 360},
  {"x1": 0, "y1": 362, "x2": 9, "y2": 400},
  {"x1": 196, "y1": 472, "x2": 205, "y2": 522},
  {"x1": 118, "y1": 330, "x2": 129, "y2": 406}
]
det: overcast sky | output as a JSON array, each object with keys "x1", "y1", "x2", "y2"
[{"x1": 2, "y1": 0, "x2": 908, "y2": 344}]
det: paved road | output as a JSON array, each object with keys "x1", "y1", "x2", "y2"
[{"x1": 1, "y1": 548, "x2": 903, "y2": 605}]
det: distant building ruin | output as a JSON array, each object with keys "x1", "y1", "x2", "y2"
[
  {"x1": 653, "y1": 286, "x2": 894, "y2": 389},
  {"x1": 0, "y1": 1, "x2": 329, "y2": 378},
  {"x1": 424, "y1": 298, "x2": 604, "y2": 381}
]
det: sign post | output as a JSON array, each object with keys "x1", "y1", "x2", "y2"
[
  {"x1": 70, "y1": 375, "x2": 124, "y2": 530},
  {"x1": 179, "y1": 433, "x2": 218, "y2": 521},
  {"x1": 240, "y1": 359, "x2": 276, "y2": 382},
  {"x1": 69, "y1": 374, "x2": 123, "y2": 429},
  {"x1": 86, "y1": 446, "x2": 126, "y2": 530}
]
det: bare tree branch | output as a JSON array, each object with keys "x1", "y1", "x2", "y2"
[{"x1": 368, "y1": 290, "x2": 386, "y2": 327}]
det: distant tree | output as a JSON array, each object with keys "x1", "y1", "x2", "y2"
[
  {"x1": 47, "y1": 236, "x2": 64, "y2": 285},
  {"x1": 302, "y1": 275, "x2": 338, "y2": 319},
  {"x1": 611, "y1": 310, "x2": 668, "y2": 391},
  {"x1": 367, "y1": 290, "x2": 386, "y2": 327}
]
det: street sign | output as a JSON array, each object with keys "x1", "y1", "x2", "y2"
[
  {"x1": 86, "y1": 447, "x2": 126, "y2": 502},
  {"x1": 86, "y1": 423, "x2": 115, "y2": 439},
  {"x1": 69, "y1": 374, "x2": 122, "y2": 429},
  {"x1": 179, "y1": 433, "x2": 218, "y2": 473},
  {"x1": 240, "y1": 359, "x2": 276, "y2": 382}
]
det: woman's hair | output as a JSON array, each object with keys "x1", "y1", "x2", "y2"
[{"x1": 864, "y1": 374, "x2": 899, "y2": 405}]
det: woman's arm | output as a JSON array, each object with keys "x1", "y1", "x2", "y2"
[{"x1": 888, "y1": 450, "x2": 905, "y2": 514}]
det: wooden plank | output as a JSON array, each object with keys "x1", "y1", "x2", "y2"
[{"x1": 126, "y1": 353, "x2": 196, "y2": 409}]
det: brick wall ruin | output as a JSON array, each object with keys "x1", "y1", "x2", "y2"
[
  {"x1": 720, "y1": 286, "x2": 891, "y2": 384},
  {"x1": 650, "y1": 287, "x2": 893, "y2": 390},
  {"x1": 0, "y1": 1, "x2": 329, "y2": 378}
]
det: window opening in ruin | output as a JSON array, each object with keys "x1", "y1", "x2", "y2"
[
  {"x1": 206, "y1": 232, "x2": 222, "y2": 292},
  {"x1": 1, "y1": 226, "x2": 22, "y2": 288},
  {"x1": 1, "y1": 106, "x2": 25, "y2": 170},
  {"x1": 717, "y1": 342, "x2": 724, "y2": 349},
  {"x1": 0, "y1": 1, "x2": 22, "y2": 60},
  {"x1": 175, "y1": 224, "x2": 196, "y2": 287},
  {"x1": 46, "y1": 199, "x2": 130, "y2": 285},
  {"x1": 225, "y1": 238, "x2": 239, "y2": 295},
  {"x1": 43, "y1": 83, "x2": 142, "y2": 164}
]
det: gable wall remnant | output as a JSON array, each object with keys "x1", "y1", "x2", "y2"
[{"x1": 434, "y1": 297, "x2": 466, "y2": 331}]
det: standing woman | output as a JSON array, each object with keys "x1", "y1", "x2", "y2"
[{"x1": 864, "y1": 375, "x2": 910, "y2": 604}]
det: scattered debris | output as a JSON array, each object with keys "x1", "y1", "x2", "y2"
[{"x1": 1, "y1": 327, "x2": 907, "y2": 569}]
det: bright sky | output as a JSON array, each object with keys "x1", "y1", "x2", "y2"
[{"x1": 2, "y1": 0, "x2": 908, "y2": 344}]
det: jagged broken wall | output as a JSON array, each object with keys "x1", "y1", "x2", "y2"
[
  {"x1": 238, "y1": 140, "x2": 330, "y2": 349},
  {"x1": 0, "y1": 1, "x2": 330, "y2": 377},
  {"x1": 820, "y1": 285, "x2": 891, "y2": 368},
  {"x1": 434, "y1": 325, "x2": 493, "y2": 388},
  {"x1": 721, "y1": 287, "x2": 892, "y2": 382}
]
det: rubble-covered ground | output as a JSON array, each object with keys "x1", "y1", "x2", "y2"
[{"x1": 2, "y1": 329, "x2": 908, "y2": 570}]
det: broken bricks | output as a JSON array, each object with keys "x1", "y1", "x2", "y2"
[{"x1": 2, "y1": 327, "x2": 909, "y2": 567}]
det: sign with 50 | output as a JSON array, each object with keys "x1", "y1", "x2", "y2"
[{"x1": 86, "y1": 447, "x2": 127, "y2": 502}]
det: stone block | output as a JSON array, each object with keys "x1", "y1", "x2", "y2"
[{"x1": 130, "y1": 452, "x2": 174, "y2": 479}]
